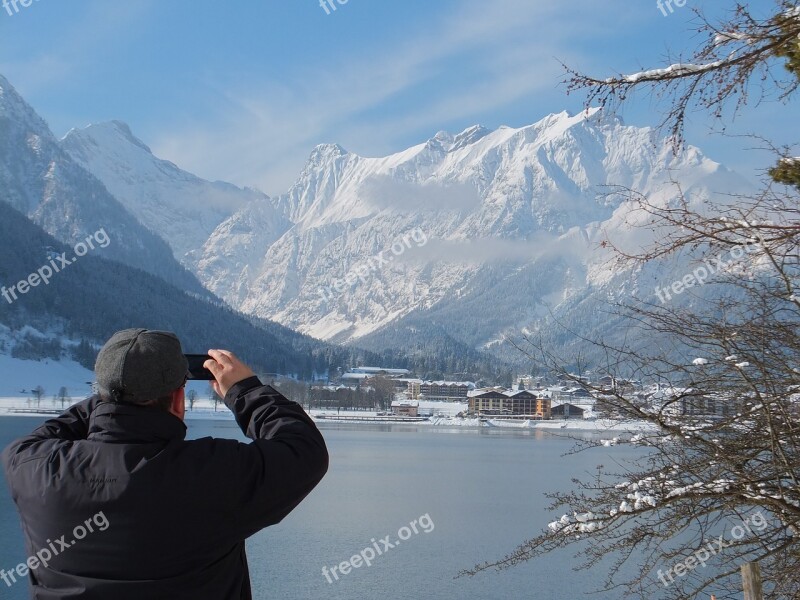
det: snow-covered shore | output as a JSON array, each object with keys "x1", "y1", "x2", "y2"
[
  {"x1": 0, "y1": 397, "x2": 659, "y2": 434},
  {"x1": 429, "y1": 416, "x2": 659, "y2": 433},
  {"x1": 0, "y1": 354, "x2": 657, "y2": 433}
]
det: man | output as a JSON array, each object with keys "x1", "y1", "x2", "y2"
[{"x1": 1, "y1": 328, "x2": 329, "y2": 599}]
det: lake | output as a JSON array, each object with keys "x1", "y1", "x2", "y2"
[{"x1": 0, "y1": 416, "x2": 649, "y2": 600}]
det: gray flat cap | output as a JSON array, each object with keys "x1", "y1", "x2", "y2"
[{"x1": 95, "y1": 329, "x2": 189, "y2": 403}]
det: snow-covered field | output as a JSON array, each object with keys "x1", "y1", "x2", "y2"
[
  {"x1": 0, "y1": 354, "x2": 96, "y2": 400},
  {"x1": 0, "y1": 354, "x2": 234, "y2": 420}
]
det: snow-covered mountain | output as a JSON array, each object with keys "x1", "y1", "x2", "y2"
[
  {"x1": 0, "y1": 75, "x2": 208, "y2": 295},
  {"x1": 16, "y1": 67, "x2": 750, "y2": 367},
  {"x1": 62, "y1": 121, "x2": 277, "y2": 262},
  {"x1": 192, "y1": 108, "x2": 751, "y2": 358}
]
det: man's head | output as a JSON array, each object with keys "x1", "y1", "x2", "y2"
[{"x1": 95, "y1": 329, "x2": 189, "y2": 419}]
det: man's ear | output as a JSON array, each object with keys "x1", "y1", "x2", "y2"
[{"x1": 170, "y1": 387, "x2": 186, "y2": 421}]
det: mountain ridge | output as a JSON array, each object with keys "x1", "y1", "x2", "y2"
[{"x1": 188, "y1": 106, "x2": 750, "y2": 365}]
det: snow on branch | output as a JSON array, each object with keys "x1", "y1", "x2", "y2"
[
  {"x1": 606, "y1": 57, "x2": 730, "y2": 85},
  {"x1": 565, "y1": 3, "x2": 800, "y2": 145}
]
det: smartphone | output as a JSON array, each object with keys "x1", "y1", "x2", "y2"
[{"x1": 185, "y1": 354, "x2": 215, "y2": 380}]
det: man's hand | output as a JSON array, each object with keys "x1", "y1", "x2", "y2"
[{"x1": 204, "y1": 350, "x2": 256, "y2": 398}]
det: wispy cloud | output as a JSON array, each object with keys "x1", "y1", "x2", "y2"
[{"x1": 151, "y1": 0, "x2": 623, "y2": 194}]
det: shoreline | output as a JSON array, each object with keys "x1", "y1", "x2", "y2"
[{"x1": 0, "y1": 398, "x2": 659, "y2": 434}]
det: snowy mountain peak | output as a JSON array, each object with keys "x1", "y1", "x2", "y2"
[
  {"x1": 62, "y1": 121, "x2": 156, "y2": 164},
  {"x1": 0, "y1": 73, "x2": 209, "y2": 293},
  {"x1": 524, "y1": 107, "x2": 605, "y2": 138},
  {"x1": 63, "y1": 120, "x2": 153, "y2": 155},
  {"x1": 424, "y1": 126, "x2": 492, "y2": 153},
  {"x1": 308, "y1": 143, "x2": 349, "y2": 164},
  {"x1": 429, "y1": 130, "x2": 454, "y2": 150},
  {"x1": 29, "y1": 81, "x2": 746, "y2": 363},
  {"x1": 452, "y1": 125, "x2": 492, "y2": 150}
]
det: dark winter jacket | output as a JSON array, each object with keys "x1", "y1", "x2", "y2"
[{"x1": 1, "y1": 376, "x2": 329, "y2": 600}]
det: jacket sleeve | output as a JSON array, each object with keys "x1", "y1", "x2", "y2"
[
  {"x1": 26, "y1": 396, "x2": 101, "y2": 440},
  {"x1": 1, "y1": 396, "x2": 101, "y2": 469},
  {"x1": 220, "y1": 376, "x2": 329, "y2": 537}
]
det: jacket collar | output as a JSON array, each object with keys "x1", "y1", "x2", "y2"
[{"x1": 87, "y1": 400, "x2": 187, "y2": 444}]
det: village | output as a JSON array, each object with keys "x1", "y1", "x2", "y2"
[{"x1": 303, "y1": 366, "x2": 738, "y2": 423}]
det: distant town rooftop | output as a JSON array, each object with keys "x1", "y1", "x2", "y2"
[
  {"x1": 391, "y1": 400, "x2": 419, "y2": 407},
  {"x1": 341, "y1": 373, "x2": 371, "y2": 380},
  {"x1": 350, "y1": 367, "x2": 411, "y2": 375},
  {"x1": 410, "y1": 380, "x2": 476, "y2": 387},
  {"x1": 467, "y1": 387, "x2": 551, "y2": 398}
]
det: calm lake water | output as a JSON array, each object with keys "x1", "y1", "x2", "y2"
[{"x1": 0, "y1": 416, "x2": 652, "y2": 600}]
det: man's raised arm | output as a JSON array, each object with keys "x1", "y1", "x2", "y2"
[
  {"x1": 1, "y1": 395, "x2": 101, "y2": 472},
  {"x1": 205, "y1": 350, "x2": 329, "y2": 532}
]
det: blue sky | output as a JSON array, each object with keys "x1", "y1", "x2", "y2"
[{"x1": 1, "y1": 0, "x2": 796, "y2": 195}]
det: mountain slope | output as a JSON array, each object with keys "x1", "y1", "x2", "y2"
[
  {"x1": 0, "y1": 74, "x2": 208, "y2": 296},
  {"x1": 0, "y1": 200, "x2": 350, "y2": 378},
  {"x1": 61, "y1": 121, "x2": 287, "y2": 262}
]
